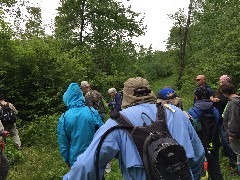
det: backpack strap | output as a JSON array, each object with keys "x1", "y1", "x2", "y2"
[
  {"x1": 0, "y1": 102, "x2": 9, "y2": 108},
  {"x1": 95, "y1": 111, "x2": 134, "y2": 180},
  {"x1": 156, "y1": 103, "x2": 171, "y2": 136},
  {"x1": 109, "y1": 110, "x2": 133, "y2": 127},
  {"x1": 191, "y1": 107, "x2": 201, "y2": 119},
  {"x1": 0, "y1": 103, "x2": 3, "y2": 108}
]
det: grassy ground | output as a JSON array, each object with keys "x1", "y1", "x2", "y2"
[
  {"x1": 5, "y1": 76, "x2": 240, "y2": 179},
  {"x1": 7, "y1": 146, "x2": 67, "y2": 180},
  {"x1": 6, "y1": 141, "x2": 239, "y2": 180}
]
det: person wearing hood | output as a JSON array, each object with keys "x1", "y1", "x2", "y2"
[
  {"x1": 63, "y1": 77, "x2": 204, "y2": 180},
  {"x1": 220, "y1": 82, "x2": 240, "y2": 176},
  {"x1": 57, "y1": 83, "x2": 103, "y2": 168},
  {"x1": 188, "y1": 86, "x2": 223, "y2": 180}
]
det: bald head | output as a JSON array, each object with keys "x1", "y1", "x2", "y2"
[{"x1": 196, "y1": 75, "x2": 206, "y2": 86}]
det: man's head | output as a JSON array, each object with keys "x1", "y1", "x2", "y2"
[
  {"x1": 121, "y1": 77, "x2": 156, "y2": 109},
  {"x1": 194, "y1": 86, "x2": 210, "y2": 100},
  {"x1": 220, "y1": 82, "x2": 236, "y2": 98},
  {"x1": 108, "y1": 88, "x2": 117, "y2": 97},
  {"x1": 196, "y1": 75, "x2": 206, "y2": 87},
  {"x1": 80, "y1": 81, "x2": 91, "y2": 94},
  {"x1": 0, "y1": 94, "x2": 5, "y2": 101},
  {"x1": 219, "y1": 75, "x2": 231, "y2": 86}
]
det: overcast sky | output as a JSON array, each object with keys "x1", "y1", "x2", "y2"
[{"x1": 30, "y1": 0, "x2": 189, "y2": 51}]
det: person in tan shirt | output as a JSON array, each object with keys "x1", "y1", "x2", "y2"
[{"x1": 0, "y1": 94, "x2": 21, "y2": 150}]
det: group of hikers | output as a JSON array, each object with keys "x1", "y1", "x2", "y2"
[
  {"x1": 57, "y1": 75, "x2": 240, "y2": 180},
  {"x1": 0, "y1": 74, "x2": 239, "y2": 180}
]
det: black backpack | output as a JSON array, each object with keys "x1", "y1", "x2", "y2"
[
  {"x1": 0, "y1": 102, "x2": 16, "y2": 124},
  {"x1": 193, "y1": 108, "x2": 220, "y2": 152},
  {"x1": 95, "y1": 103, "x2": 191, "y2": 180}
]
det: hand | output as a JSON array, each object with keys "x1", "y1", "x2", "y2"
[
  {"x1": 210, "y1": 97, "x2": 220, "y2": 102},
  {"x1": 229, "y1": 136, "x2": 235, "y2": 142},
  {"x1": 2, "y1": 131, "x2": 9, "y2": 137}
]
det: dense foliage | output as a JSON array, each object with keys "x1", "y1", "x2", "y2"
[
  {"x1": 0, "y1": 0, "x2": 169, "y2": 121},
  {"x1": 166, "y1": 0, "x2": 240, "y2": 91}
]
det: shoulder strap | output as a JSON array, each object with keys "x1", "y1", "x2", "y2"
[
  {"x1": 0, "y1": 102, "x2": 9, "y2": 108},
  {"x1": 95, "y1": 120, "x2": 133, "y2": 180},
  {"x1": 95, "y1": 110, "x2": 134, "y2": 180},
  {"x1": 109, "y1": 110, "x2": 133, "y2": 127},
  {"x1": 192, "y1": 107, "x2": 201, "y2": 119},
  {"x1": 156, "y1": 103, "x2": 171, "y2": 136}
]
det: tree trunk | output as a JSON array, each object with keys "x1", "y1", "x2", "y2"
[
  {"x1": 177, "y1": 0, "x2": 193, "y2": 89},
  {"x1": 79, "y1": 0, "x2": 86, "y2": 44}
]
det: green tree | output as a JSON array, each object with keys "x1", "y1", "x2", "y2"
[
  {"x1": 55, "y1": 0, "x2": 146, "y2": 74},
  {"x1": 24, "y1": 6, "x2": 45, "y2": 38},
  {"x1": 186, "y1": 0, "x2": 240, "y2": 86}
]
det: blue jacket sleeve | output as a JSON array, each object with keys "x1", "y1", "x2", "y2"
[
  {"x1": 57, "y1": 114, "x2": 70, "y2": 165},
  {"x1": 63, "y1": 122, "x2": 120, "y2": 180}
]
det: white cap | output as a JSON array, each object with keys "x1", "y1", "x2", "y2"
[{"x1": 80, "y1": 81, "x2": 90, "y2": 87}]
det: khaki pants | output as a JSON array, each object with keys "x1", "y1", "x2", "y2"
[{"x1": 3, "y1": 123, "x2": 21, "y2": 148}]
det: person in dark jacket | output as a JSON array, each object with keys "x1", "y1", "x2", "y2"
[
  {"x1": 107, "y1": 88, "x2": 122, "y2": 112},
  {"x1": 188, "y1": 86, "x2": 223, "y2": 180},
  {"x1": 220, "y1": 82, "x2": 240, "y2": 176},
  {"x1": 214, "y1": 75, "x2": 237, "y2": 169}
]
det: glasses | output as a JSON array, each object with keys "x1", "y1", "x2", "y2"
[{"x1": 196, "y1": 79, "x2": 201, "y2": 81}]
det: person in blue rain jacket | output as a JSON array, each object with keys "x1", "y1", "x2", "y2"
[{"x1": 57, "y1": 83, "x2": 103, "y2": 167}]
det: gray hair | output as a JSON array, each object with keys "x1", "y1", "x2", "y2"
[{"x1": 108, "y1": 88, "x2": 117, "y2": 94}]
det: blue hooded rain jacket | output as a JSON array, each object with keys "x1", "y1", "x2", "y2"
[{"x1": 57, "y1": 83, "x2": 103, "y2": 166}]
